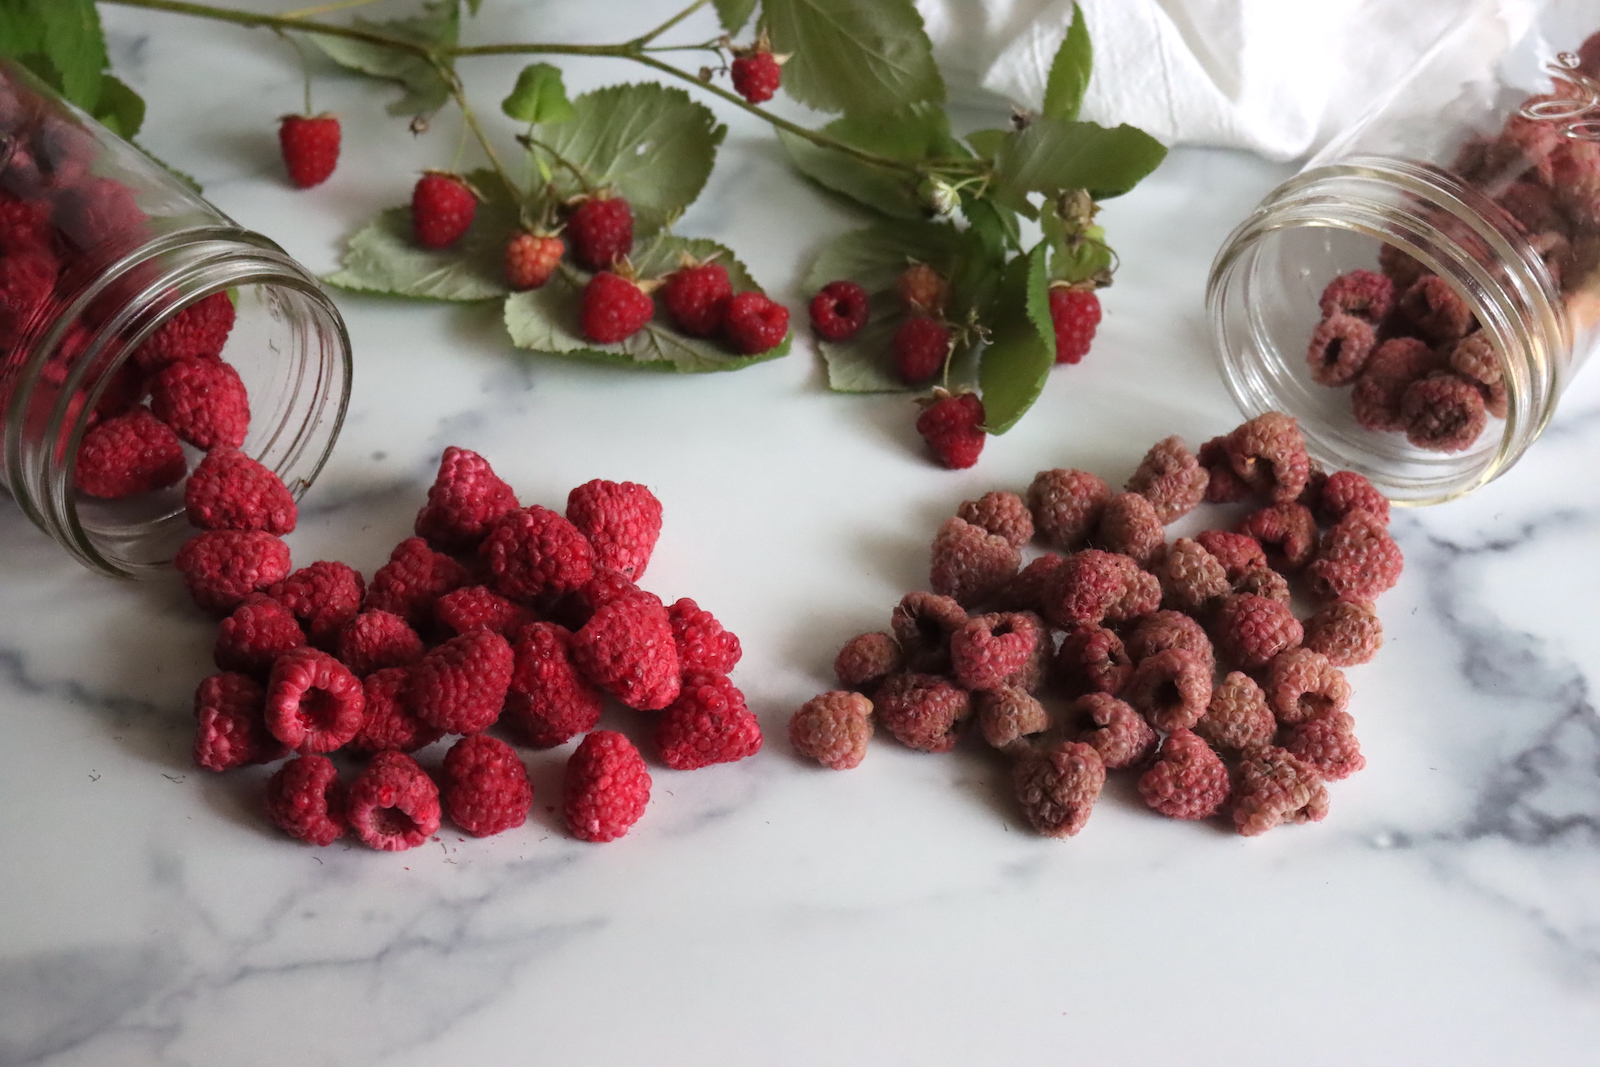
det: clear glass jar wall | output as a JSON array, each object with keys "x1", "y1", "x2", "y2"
[{"x1": 0, "y1": 60, "x2": 350, "y2": 576}]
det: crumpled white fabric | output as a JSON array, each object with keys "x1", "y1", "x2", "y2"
[{"x1": 916, "y1": 0, "x2": 1534, "y2": 162}]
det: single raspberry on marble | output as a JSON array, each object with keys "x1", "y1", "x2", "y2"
[
  {"x1": 1197, "y1": 436, "x2": 1250, "y2": 503},
  {"x1": 994, "y1": 553, "x2": 1067, "y2": 614},
  {"x1": 335, "y1": 609, "x2": 425, "y2": 677},
  {"x1": 1074, "y1": 693, "x2": 1158, "y2": 771},
  {"x1": 1194, "y1": 530, "x2": 1267, "y2": 581},
  {"x1": 1319, "y1": 269, "x2": 1394, "y2": 322},
  {"x1": 1193, "y1": 671, "x2": 1275, "y2": 753},
  {"x1": 930, "y1": 516, "x2": 1021, "y2": 608},
  {"x1": 1027, "y1": 468, "x2": 1111, "y2": 549},
  {"x1": 265, "y1": 755, "x2": 346, "y2": 846},
  {"x1": 442, "y1": 734, "x2": 532, "y2": 837},
  {"x1": 1233, "y1": 565, "x2": 1290, "y2": 604},
  {"x1": 566, "y1": 478, "x2": 662, "y2": 581},
  {"x1": 667, "y1": 597, "x2": 742, "y2": 677},
  {"x1": 1125, "y1": 647, "x2": 1212, "y2": 733},
  {"x1": 565, "y1": 729, "x2": 651, "y2": 842},
  {"x1": 1307, "y1": 510, "x2": 1404, "y2": 603},
  {"x1": 1105, "y1": 563, "x2": 1161, "y2": 626},
  {"x1": 149, "y1": 357, "x2": 251, "y2": 451},
  {"x1": 1352, "y1": 337, "x2": 1438, "y2": 433},
  {"x1": 214, "y1": 594, "x2": 306, "y2": 677},
  {"x1": 265, "y1": 646, "x2": 366, "y2": 754},
  {"x1": 723, "y1": 291, "x2": 790, "y2": 354},
  {"x1": 1048, "y1": 286, "x2": 1101, "y2": 365},
  {"x1": 414, "y1": 446, "x2": 520, "y2": 554},
  {"x1": 1231, "y1": 746, "x2": 1329, "y2": 837},
  {"x1": 875, "y1": 671, "x2": 972, "y2": 753},
  {"x1": 348, "y1": 750, "x2": 442, "y2": 851},
  {"x1": 411, "y1": 172, "x2": 477, "y2": 249},
  {"x1": 893, "y1": 315, "x2": 952, "y2": 384},
  {"x1": 1127, "y1": 436, "x2": 1209, "y2": 523},
  {"x1": 662, "y1": 261, "x2": 732, "y2": 337},
  {"x1": 1013, "y1": 741, "x2": 1106, "y2": 837},
  {"x1": 481, "y1": 505, "x2": 595, "y2": 602},
  {"x1": 434, "y1": 584, "x2": 534, "y2": 639},
  {"x1": 834, "y1": 631, "x2": 904, "y2": 690},
  {"x1": 1093, "y1": 492, "x2": 1165, "y2": 567},
  {"x1": 950, "y1": 611, "x2": 1044, "y2": 692},
  {"x1": 1396, "y1": 274, "x2": 1473, "y2": 344},
  {"x1": 504, "y1": 621, "x2": 602, "y2": 748},
  {"x1": 790, "y1": 691, "x2": 874, "y2": 770},
  {"x1": 185, "y1": 449, "x2": 297, "y2": 535},
  {"x1": 1225, "y1": 411, "x2": 1311, "y2": 504},
  {"x1": 975, "y1": 686, "x2": 1051, "y2": 752},
  {"x1": 890, "y1": 590, "x2": 967, "y2": 675},
  {"x1": 915, "y1": 391, "x2": 986, "y2": 469},
  {"x1": 657, "y1": 670, "x2": 763, "y2": 769},
  {"x1": 1054, "y1": 624, "x2": 1132, "y2": 698},
  {"x1": 1041, "y1": 549, "x2": 1126, "y2": 629},
  {"x1": 1303, "y1": 599, "x2": 1383, "y2": 666},
  {"x1": 349, "y1": 668, "x2": 443, "y2": 754},
  {"x1": 1281, "y1": 711, "x2": 1365, "y2": 781},
  {"x1": 1155, "y1": 537, "x2": 1230, "y2": 615},
  {"x1": 1401, "y1": 372, "x2": 1488, "y2": 453},
  {"x1": 135, "y1": 290, "x2": 235, "y2": 370},
  {"x1": 1138, "y1": 729, "x2": 1230, "y2": 821},
  {"x1": 73, "y1": 408, "x2": 186, "y2": 499},
  {"x1": 1306, "y1": 313, "x2": 1377, "y2": 387},
  {"x1": 175, "y1": 530, "x2": 292, "y2": 616},
  {"x1": 808, "y1": 280, "x2": 869, "y2": 341},
  {"x1": 1265, "y1": 647, "x2": 1351, "y2": 725},
  {"x1": 193, "y1": 672, "x2": 288, "y2": 771},
  {"x1": 1125, "y1": 610, "x2": 1216, "y2": 676},
  {"x1": 1211, "y1": 593, "x2": 1303, "y2": 670},
  {"x1": 268, "y1": 560, "x2": 366, "y2": 648},
  {"x1": 957, "y1": 491, "x2": 1033, "y2": 548},
  {"x1": 1313, "y1": 470, "x2": 1390, "y2": 526},
  {"x1": 278, "y1": 113, "x2": 340, "y2": 188},
  {"x1": 409, "y1": 630, "x2": 514, "y2": 735},
  {"x1": 1238, "y1": 502, "x2": 1318, "y2": 570},
  {"x1": 581, "y1": 271, "x2": 655, "y2": 344},
  {"x1": 567, "y1": 195, "x2": 633, "y2": 270},
  {"x1": 571, "y1": 590, "x2": 681, "y2": 710}
]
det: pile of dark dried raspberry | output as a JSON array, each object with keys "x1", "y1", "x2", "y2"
[
  {"x1": 791, "y1": 412, "x2": 1396, "y2": 838},
  {"x1": 182, "y1": 445, "x2": 758, "y2": 850}
]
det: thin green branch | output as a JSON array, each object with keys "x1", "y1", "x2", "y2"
[
  {"x1": 281, "y1": 0, "x2": 385, "y2": 19},
  {"x1": 103, "y1": 0, "x2": 432, "y2": 52}
]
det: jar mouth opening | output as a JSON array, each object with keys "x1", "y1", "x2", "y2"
[{"x1": 1207, "y1": 158, "x2": 1564, "y2": 506}]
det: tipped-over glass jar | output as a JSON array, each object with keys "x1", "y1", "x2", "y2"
[
  {"x1": 1209, "y1": 2, "x2": 1600, "y2": 504},
  {"x1": 0, "y1": 60, "x2": 349, "y2": 576}
]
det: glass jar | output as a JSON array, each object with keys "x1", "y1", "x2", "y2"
[
  {"x1": 0, "y1": 60, "x2": 350, "y2": 577},
  {"x1": 1208, "y1": 1, "x2": 1600, "y2": 504}
]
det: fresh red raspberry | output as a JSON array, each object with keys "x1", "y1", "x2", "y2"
[
  {"x1": 1280, "y1": 711, "x2": 1365, "y2": 781},
  {"x1": 808, "y1": 280, "x2": 869, "y2": 341},
  {"x1": 134, "y1": 291, "x2": 236, "y2": 371},
  {"x1": 408, "y1": 630, "x2": 514, "y2": 735},
  {"x1": 175, "y1": 530, "x2": 292, "y2": 615},
  {"x1": 1306, "y1": 312, "x2": 1377, "y2": 387},
  {"x1": 897, "y1": 263, "x2": 949, "y2": 316},
  {"x1": 349, "y1": 667, "x2": 443, "y2": 753},
  {"x1": 1196, "y1": 435, "x2": 1249, "y2": 503},
  {"x1": 505, "y1": 621, "x2": 603, "y2": 747},
  {"x1": 571, "y1": 590, "x2": 681, "y2": 710},
  {"x1": 1125, "y1": 610, "x2": 1215, "y2": 675},
  {"x1": 278, "y1": 113, "x2": 340, "y2": 188},
  {"x1": 1013, "y1": 740, "x2": 1106, "y2": 837},
  {"x1": 1047, "y1": 285, "x2": 1101, "y2": 365},
  {"x1": 956, "y1": 491, "x2": 1033, "y2": 548},
  {"x1": 1194, "y1": 671, "x2": 1275, "y2": 752},
  {"x1": 91, "y1": 361, "x2": 148, "y2": 423},
  {"x1": 414, "y1": 446, "x2": 521, "y2": 554},
  {"x1": 1042, "y1": 549, "x2": 1126, "y2": 629},
  {"x1": 1318, "y1": 269, "x2": 1394, "y2": 321},
  {"x1": 567, "y1": 196, "x2": 633, "y2": 270},
  {"x1": 975, "y1": 686, "x2": 1050, "y2": 751},
  {"x1": 833, "y1": 631, "x2": 903, "y2": 690},
  {"x1": 580, "y1": 270, "x2": 655, "y2": 344},
  {"x1": 1125, "y1": 647, "x2": 1212, "y2": 733},
  {"x1": 1026, "y1": 468, "x2": 1111, "y2": 548},
  {"x1": 215, "y1": 594, "x2": 305, "y2": 677},
  {"x1": 893, "y1": 315, "x2": 951, "y2": 384},
  {"x1": 1307, "y1": 510, "x2": 1404, "y2": 602},
  {"x1": 1396, "y1": 274, "x2": 1472, "y2": 344},
  {"x1": 1234, "y1": 565, "x2": 1290, "y2": 604},
  {"x1": 442, "y1": 734, "x2": 532, "y2": 837},
  {"x1": 723, "y1": 290, "x2": 790, "y2": 354},
  {"x1": 149, "y1": 357, "x2": 250, "y2": 451},
  {"x1": 662, "y1": 261, "x2": 732, "y2": 337},
  {"x1": 347, "y1": 750, "x2": 442, "y2": 851},
  {"x1": 480, "y1": 505, "x2": 595, "y2": 602},
  {"x1": 1238, "y1": 502, "x2": 1317, "y2": 569},
  {"x1": 995, "y1": 552, "x2": 1068, "y2": 614},
  {"x1": 929, "y1": 515, "x2": 1020, "y2": 607},
  {"x1": 1074, "y1": 692, "x2": 1157, "y2": 770},
  {"x1": 504, "y1": 231, "x2": 563, "y2": 290},
  {"x1": 1224, "y1": 411, "x2": 1311, "y2": 503},
  {"x1": 73, "y1": 408, "x2": 186, "y2": 499},
  {"x1": 657, "y1": 670, "x2": 763, "y2": 769},
  {"x1": 193, "y1": 672, "x2": 288, "y2": 771},
  {"x1": 411, "y1": 172, "x2": 477, "y2": 249},
  {"x1": 1211, "y1": 593, "x2": 1303, "y2": 670},
  {"x1": 1155, "y1": 537, "x2": 1230, "y2": 614},
  {"x1": 916, "y1": 391, "x2": 986, "y2": 469},
  {"x1": 52, "y1": 175, "x2": 147, "y2": 249},
  {"x1": 565, "y1": 478, "x2": 662, "y2": 581},
  {"x1": 667, "y1": 597, "x2": 742, "y2": 676},
  {"x1": 1126, "y1": 436, "x2": 1207, "y2": 523},
  {"x1": 1053, "y1": 624, "x2": 1132, "y2": 698},
  {"x1": 1138, "y1": 729, "x2": 1230, "y2": 820},
  {"x1": 1195, "y1": 530, "x2": 1266, "y2": 580},
  {"x1": 1265, "y1": 647, "x2": 1351, "y2": 725},
  {"x1": 950, "y1": 611, "x2": 1043, "y2": 691},
  {"x1": 565, "y1": 729, "x2": 651, "y2": 842},
  {"x1": 184, "y1": 448, "x2": 297, "y2": 534},
  {"x1": 335, "y1": 609, "x2": 425, "y2": 676},
  {"x1": 267, "y1": 560, "x2": 365, "y2": 647},
  {"x1": 550, "y1": 566, "x2": 642, "y2": 630},
  {"x1": 265, "y1": 755, "x2": 346, "y2": 846},
  {"x1": 1093, "y1": 491, "x2": 1164, "y2": 566},
  {"x1": 875, "y1": 671, "x2": 971, "y2": 753},
  {"x1": 433, "y1": 584, "x2": 534, "y2": 639},
  {"x1": 1352, "y1": 337, "x2": 1438, "y2": 433},
  {"x1": 0, "y1": 189, "x2": 53, "y2": 253},
  {"x1": 1314, "y1": 470, "x2": 1390, "y2": 526},
  {"x1": 0, "y1": 245, "x2": 57, "y2": 337},
  {"x1": 890, "y1": 591, "x2": 967, "y2": 675},
  {"x1": 1231, "y1": 746, "x2": 1329, "y2": 836},
  {"x1": 790, "y1": 691, "x2": 873, "y2": 770},
  {"x1": 1401, "y1": 372, "x2": 1488, "y2": 452},
  {"x1": 265, "y1": 646, "x2": 366, "y2": 754},
  {"x1": 1303, "y1": 599, "x2": 1383, "y2": 666},
  {"x1": 730, "y1": 50, "x2": 782, "y2": 103}
]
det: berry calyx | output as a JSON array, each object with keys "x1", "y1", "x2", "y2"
[
  {"x1": 730, "y1": 52, "x2": 783, "y2": 104},
  {"x1": 411, "y1": 172, "x2": 477, "y2": 249},
  {"x1": 916, "y1": 389, "x2": 986, "y2": 469},
  {"x1": 722, "y1": 290, "x2": 789, "y2": 354},
  {"x1": 278, "y1": 114, "x2": 340, "y2": 189},
  {"x1": 808, "y1": 280, "x2": 869, "y2": 341},
  {"x1": 504, "y1": 231, "x2": 564, "y2": 291},
  {"x1": 662, "y1": 260, "x2": 733, "y2": 337},
  {"x1": 567, "y1": 195, "x2": 634, "y2": 270},
  {"x1": 893, "y1": 315, "x2": 951, "y2": 384},
  {"x1": 1049, "y1": 284, "x2": 1101, "y2": 365},
  {"x1": 897, "y1": 263, "x2": 949, "y2": 317},
  {"x1": 581, "y1": 270, "x2": 655, "y2": 344}
]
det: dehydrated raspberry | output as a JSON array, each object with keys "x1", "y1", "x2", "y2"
[
  {"x1": 1378, "y1": 242, "x2": 1427, "y2": 291},
  {"x1": 890, "y1": 591, "x2": 967, "y2": 674},
  {"x1": 566, "y1": 478, "x2": 662, "y2": 581},
  {"x1": 1233, "y1": 565, "x2": 1290, "y2": 604},
  {"x1": 791, "y1": 691, "x2": 874, "y2": 769},
  {"x1": 930, "y1": 516, "x2": 1020, "y2": 608},
  {"x1": 567, "y1": 196, "x2": 634, "y2": 270},
  {"x1": 723, "y1": 290, "x2": 789, "y2": 354},
  {"x1": 1265, "y1": 647, "x2": 1351, "y2": 725},
  {"x1": 1195, "y1": 530, "x2": 1267, "y2": 580},
  {"x1": 916, "y1": 390, "x2": 986, "y2": 469},
  {"x1": 565, "y1": 730, "x2": 651, "y2": 842},
  {"x1": 1194, "y1": 671, "x2": 1275, "y2": 752},
  {"x1": 1211, "y1": 593, "x2": 1303, "y2": 670},
  {"x1": 215, "y1": 594, "x2": 305, "y2": 677},
  {"x1": 1396, "y1": 274, "x2": 1472, "y2": 344},
  {"x1": 264, "y1": 646, "x2": 366, "y2": 754},
  {"x1": 1231, "y1": 746, "x2": 1329, "y2": 836},
  {"x1": 808, "y1": 280, "x2": 869, "y2": 341},
  {"x1": 193, "y1": 672, "x2": 288, "y2": 771},
  {"x1": 1314, "y1": 469, "x2": 1390, "y2": 526},
  {"x1": 664, "y1": 597, "x2": 740, "y2": 677},
  {"x1": 53, "y1": 176, "x2": 146, "y2": 248},
  {"x1": 662, "y1": 261, "x2": 732, "y2": 337},
  {"x1": 134, "y1": 291, "x2": 235, "y2": 371},
  {"x1": 1447, "y1": 332, "x2": 1509, "y2": 418},
  {"x1": 1306, "y1": 313, "x2": 1377, "y2": 386},
  {"x1": 336, "y1": 609, "x2": 425, "y2": 677},
  {"x1": 175, "y1": 530, "x2": 293, "y2": 616},
  {"x1": 149, "y1": 357, "x2": 250, "y2": 451},
  {"x1": 1155, "y1": 537, "x2": 1230, "y2": 614},
  {"x1": 893, "y1": 315, "x2": 951, "y2": 384},
  {"x1": 1125, "y1": 610, "x2": 1215, "y2": 675},
  {"x1": 1225, "y1": 412, "x2": 1311, "y2": 503},
  {"x1": 581, "y1": 271, "x2": 655, "y2": 344},
  {"x1": 1238, "y1": 502, "x2": 1317, "y2": 570},
  {"x1": 1027, "y1": 468, "x2": 1111, "y2": 548},
  {"x1": 1124, "y1": 647, "x2": 1211, "y2": 733},
  {"x1": 480, "y1": 505, "x2": 595, "y2": 602},
  {"x1": 1074, "y1": 692, "x2": 1158, "y2": 770},
  {"x1": 957, "y1": 491, "x2": 1033, "y2": 548},
  {"x1": 1352, "y1": 337, "x2": 1438, "y2": 433},
  {"x1": 657, "y1": 670, "x2": 763, "y2": 769},
  {"x1": 409, "y1": 630, "x2": 514, "y2": 734},
  {"x1": 950, "y1": 611, "x2": 1044, "y2": 692},
  {"x1": 1306, "y1": 510, "x2": 1403, "y2": 602},
  {"x1": 1280, "y1": 711, "x2": 1365, "y2": 781},
  {"x1": 504, "y1": 621, "x2": 603, "y2": 747},
  {"x1": 1093, "y1": 492, "x2": 1164, "y2": 566},
  {"x1": 1126, "y1": 436, "x2": 1207, "y2": 523},
  {"x1": 184, "y1": 448, "x2": 297, "y2": 534},
  {"x1": 348, "y1": 750, "x2": 442, "y2": 851},
  {"x1": 73, "y1": 408, "x2": 186, "y2": 499},
  {"x1": 730, "y1": 50, "x2": 782, "y2": 103},
  {"x1": 897, "y1": 263, "x2": 949, "y2": 316},
  {"x1": 1106, "y1": 563, "x2": 1161, "y2": 625},
  {"x1": 412, "y1": 172, "x2": 476, "y2": 249},
  {"x1": 1197, "y1": 436, "x2": 1249, "y2": 503},
  {"x1": 414, "y1": 446, "x2": 520, "y2": 554},
  {"x1": 433, "y1": 584, "x2": 533, "y2": 639},
  {"x1": 1401, "y1": 372, "x2": 1488, "y2": 452},
  {"x1": 1042, "y1": 549, "x2": 1126, "y2": 629},
  {"x1": 504, "y1": 231, "x2": 563, "y2": 290},
  {"x1": 1048, "y1": 286, "x2": 1101, "y2": 365},
  {"x1": 349, "y1": 667, "x2": 443, "y2": 753},
  {"x1": 266, "y1": 755, "x2": 346, "y2": 846},
  {"x1": 876, "y1": 671, "x2": 971, "y2": 753},
  {"x1": 1054, "y1": 624, "x2": 1132, "y2": 698},
  {"x1": 1013, "y1": 741, "x2": 1105, "y2": 837},
  {"x1": 1319, "y1": 269, "x2": 1394, "y2": 321},
  {"x1": 1303, "y1": 599, "x2": 1383, "y2": 666},
  {"x1": 570, "y1": 590, "x2": 681, "y2": 710},
  {"x1": 994, "y1": 552, "x2": 1067, "y2": 614},
  {"x1": 834, "y1": 631, "x2": 903, "y2": 690},
  {"x1": 268, "y1": 560, "x2": 365, "y2": 647},
  {"x1": 1138, "y1": 729, "x2": 1230, "y2": 820},
  {"x1": 975, "y1": 686, "x2": 1050, "y2": 751},
  {"x1": 278, "y1": 113, "x2": 340, "y2": 188},
  {"x1": 442, "y1": 734, "x2": 532, "y2": 837}
]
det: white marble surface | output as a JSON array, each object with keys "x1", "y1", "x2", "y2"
[{"x1": 4, "y1": 3, "x2": 1600, "y2": 1065}]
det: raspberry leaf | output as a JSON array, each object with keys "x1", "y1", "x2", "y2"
[
  {"x1": 764, "y1": 0, "x2": 944, "y2": 116},
  {"x1": 501, "y1": 62, "x2": 574, "y2": 125},
  {"x1": 712, "y1": 0, "x2": 758, "y2": 34},
  {"x1": 993, "y1": 118, "x2": 1168, "y2": 204},
  {"x1": 0, "y1": 0, "x2": 108, "y2": 113},
  {"x1": 779, "y1": 103, "x2": 969, "y2": 220},
  {"x1": 1041, "y1": 2, "x2": 1092, "y2": 123},
  {"x1": 978, "y1": 243, "x2": 1054, "y2": 434},
  {"x1": 310, "y1": 0, "x2": 461, "y2": 118},
  {"x1": 91, "y1": 73, "x2": 144, "y2": 138}
]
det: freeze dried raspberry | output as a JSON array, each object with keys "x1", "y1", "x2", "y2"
[
  {"x1": 184, "y1": 448, "x2": 297, "y2": 534},
  {"x1": 1156, "y1": 537, "x2": 1230, "y2": 614},
  {"x1": 568, "y1": 196, "x2": 634, "y2": 270},
  {"x1": 1306, "y1": 313, "x2": 1377, "y2": 387},
  {"x1": 90, "y1": 360, "x2": 148, "y2": 423},
  {"x1": 349, "y1": 668, "x2": 443, "y2": 753},
  {"x1": 134, "y1": 291, "x2": 235, "y2": 370},
  {"x1": 581, "y1": 271, "x2": 654, "y2": 344},
  {"x1": 193, "y1": 672, "x2": 287, "y2": 771},
  {"x1": 278, "y1": 113, "x2": 340, "y2": 188},
  {"x1": 1027, "y1": 468, "x2": 1111, "y2": 548},
  {"x1": 1075, "y1": 693, "x2": 1158, "y2": 770},
  {"x1": 433, "y1": 584, "x2": 533, "y2": 639},
  {"x1": 723, "y1": 291, "x2": 789, "y2": 354},
  {"x1": 481, "y1": 505, "x2": 595, "y2": 602},
  {"x1": 1396, "y1": 274, "x2": 1473, "y2": 344},
  {"x1": 504, "y1": 231, "x2": 563, "y2": 290},
  {"x1": 1125, "y1": 647, "x2": 1211, "y2": 733},
  {"x1": 808, "y1": 280, "x2": 869, "y2": 341},
  {"x1": 1094, "y1": 492, "x2": 1164, "y2": 566},
  {"x1": 1105, "y1": 564, "x2": 1161, "y2": 625},
  {"x1": 266, "y1": 755, "x2": 346, "y2": 846},
  {"x1": 662, "y1": 261, "x2": 732, "y2": 337},
  {"x1": 1318, "y1": 269, "x2": 1394, "y2": 321},
  {"x1": 1013, "y1": 741, "x2": 1105, "y2": 837},
  {"x1": 1054, "y1": 624, "x2": 1132, "y2": 698},
  {"x1": 1378, "y1": 243, "x2": 1427, "y2": 291},
  {"x1": 505, "y1": 621, "x2": 603, "y2": 747},
  {"x1": 1231, "y1": 746, "x2": 1329, "y2": 836},
  {"x1": 1238, "y1": 502, "x2": 1317, "y2": 570},
  {"x1": 1314, "y1": 469, "x2": 1390, "y2": 526},
  {"x1": 1233, "y1": 565, "x2": 1290, "y2": 604},
  {"x1": 565, "y1": 730, "x2": 651, "y2": 842},
  {"x1": 957, "y1": 491, "x2": 1033, "y2": 548},
  {"x1": 1195, "y1": 530, "x2": 1267, "y2": 581},
  {"x1": 1265, "y1": 647, "x2": 1351, "y2": 725},
  {"x1": 336, "y1": 609, "x2": 424, "y2": 676},
  {"x1": 890, "y1": 591, "x2": 967, "y2": 674},
  {"x1": 1351, "y1": 337, "x2": 1437, "y2": 433},
  {"x1": 1138, "y1": 729, "x2": 1230, "y2": 821},
  {"x1": 1125, "y1": 610, "x2": 1215, "y2": 675},
  {"x1": 1197, "y1": 436, "x2": 1249, "y2": 503},
  {"x1": 1450, "y1": 333, "x2": 1509, "y2": 419},
  {"x1": 571, "y1": 590, "x2": 681, "y2": 710},
  {"x1": 73, "y1": 408, "x2": 186, "y2": 499},
  {"x1": 1307, "y1": 510, "x2": 1403, "y2": 603},
  {"x1": 442, "y1": 734, "x2": 532, "y2": 837},
  {"x1": 1043, "y1": 549, "x2": 1127, "y2": 629},
  {"x1": 412, "y1": 172, "x2": 476, "y2": 249},
  {"x1": 975, "y1": 686, "x2": 1050, "y2": 751},
  {"x1": 215, "y1": 594, "x2": 306, "y2": 677},
  {"x1": 916, "y1": 391, "x2": 986, "y2": 469},
  {"x1": 791, "y1": 691, "x2": 873, "y2": 769},
  {"x1": 930, "y1": 516, "x2": 1020, "y2": 608},
  {"x1": 1303, "y1": 599, "x2": 1383, "y2": 666},
  {"x1": 994, "y1": 552, "x2": 1067, "y2": 614},
  {"x1": 897, "y1": 262, "x2": 949, "y2": 316},
  {"x1": 1125, "y1": 436, "x2": 1207, "y2": 523},
  {"x1": 268, "y1": 560, "x2": 365, "y2": 647},
  {"x1": 414, "y1": 446, "x2": 519, "y2": 554},
  {"x1": 1281, "y1": 711, "x2": 1365, "y2": 781},
  {"x1": 175, "y1": 530, "x2": 293, "y2": 616},
  {"x1": 149, "y1": 357, "x2": 250, "y2": 451},
  {"x1": 1194, "y1": 671, "x2": 1275, "y2": 752},
  {"x1": 566, "y1": 478, "x2": 662, "y2": 581},
  {"x1": 409, "y1": 630, "x2": 514, "y2": 734},
  {"x1": 876, "y1": 672, "x2": 971, "y2": 753},
  {"x1": 834, "y1": 631, "x2": 903, "y2": 690},
  {"x1": 53, "y1": 176, "x2": 146, "y2": 248},
  {"x1": 1225, "y1": 411, "x2": 1311, "y2": 503},
  {"x1": 1211, "y1": 593, "x2": 1303, "y2": 670},
  {"x1": 264, "y1": 646, "x2": 365, "y2": 754},
  {"x1": 950, "y1": 611, "x2": 1044, "y2": 692},
  {"x1": 1401, "y1": 372, "x2": 1488, "y2": 452},
  {"x1": 1048, "y1": 286, "x2": 1101, "y2": 365},
  {"x1": 348, "y1": 750, "x2": 441, "y2": 851},
  {"x1": 1497, "y1": 180, "x2": 1561, "y2": 233},
  {"x1": 893, "y1": 315, "x2": 951, "y2": 384},
  {"x1": 666, "y1": 597, "x2": 742, "y2": 676},
  {"x1": 657, "y1": 670, "x2": 763, "y2": 769}
]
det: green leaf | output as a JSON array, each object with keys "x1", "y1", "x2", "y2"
[
  {"x1": 713, "y1": 0, "x2": 758, "y2": 33},
  {"x1": 526, "y1": 82, "x2": 725, "y2": 238},
  {"x1": 978, "y1": 243, "x2": 1054, "y2": 434},
  {"x1": 779, "y1": 103, "x2": 965, "y2": 220},
  {"x1": 502, "y1": 62, "x2": 574, "y2": 124},
  {"x1": 92, "y1": 74, "x2": 144, "y2": 138},
  {"x1": 311, "y1": 0, "x2": 460, "y2": 117},
  {"x1": 963, "y1": 195, "x2": 1020, "y2": 259},
  {"x1": 1041, "y1": 2, "x2": 1092, "y2": 122},
  {"x1": 504, "y1": 235, "x2": 789, "y2": 373},
  {"x1": 325, "y1": 169, "x2": 519, "y2": 301},
  {"x1": 965, "y1": 128, "x2": 1009, "y2": 160},
  {"x1": 994, "y1": 118, "x2": 1167, "y2": 202},
  {"x1": 763, "y1": 0, "x2": 944, "y2": 115},
  {"x1": 0, "y1": 0, "x2": 109, "y2": 112}
]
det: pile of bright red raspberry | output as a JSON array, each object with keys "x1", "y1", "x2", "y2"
[
  {"x1": 180, "y1": 445, "x2": 759, "y2": 850},
  {"x1": 791, "y1": 412, "x2": 1398, "y2": 838}
]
